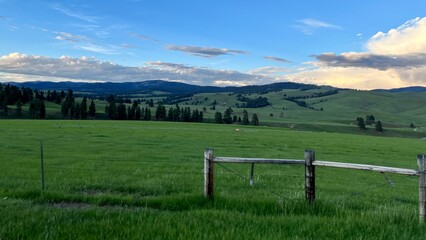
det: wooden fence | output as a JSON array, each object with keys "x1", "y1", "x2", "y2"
[{"x1": 203, "y1": 149, "x2": 426, "y2": 223}]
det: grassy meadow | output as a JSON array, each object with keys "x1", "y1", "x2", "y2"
[{"x1": 1, "y1": 120, "x2": 426, "y2": 239}]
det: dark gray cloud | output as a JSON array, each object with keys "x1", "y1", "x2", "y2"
[
  {"x1": 263, "y1": 56, "x2": 291, "y2": 63},
  {"x1": 166, "y1": 45, "x2": 248, "y2": 58},
  {"x1": 0, "y1": 53, "x2": 266, "y2": 86},
  {"x1": 314, "y1": 52, "x2": 426, "y2": 70}
]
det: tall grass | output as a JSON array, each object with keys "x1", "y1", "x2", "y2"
[{"x1": 0, "y1": 120, "x2": 425, "y2": 239}]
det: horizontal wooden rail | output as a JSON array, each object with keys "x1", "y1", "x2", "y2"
[
  {"x1": 313, "y1": 160, "x2": 419, "y2": 176},
  {"x1": 214, "y1": 157, "x2": 305, "y2": 164}
]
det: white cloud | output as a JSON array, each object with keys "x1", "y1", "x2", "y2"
[
  {"x1": 288, "y1": 17, "x2": 426, "y2": 89},
  {"x1": 367, "y1": 17, "x2": 426, "y2": 55},
  {"x1": 76, "y1": 43, "x2": 118, "y2": 54},
  {"x1": 293, "y1": 18, "x2": 342, "y2": 35},
  {"x1": 0, "y1": 53, "x2": 268, "y2": 86},
  {"x1": 51, "y1": 4, "x2": 98, "y2": 23},
  {"x1": 249, "y1": 66, "x2": 289, "y2": 76},
  {"x1": 54, "y1": 31, "x2": 120, "y2": 55},
  {"x1": 55, "y1": 32, "x2": 88, "y2": 42}
]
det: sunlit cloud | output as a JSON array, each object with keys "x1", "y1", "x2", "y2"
[
  {"x1": 249, "y1": 66, "x2": 289, "y2": 76},
  {"x1": 0, "y1": 53, "x2": 268, "y2": 86},
  {"x1": 287, "y1": 17, "x2": 426, "y2": 89}
]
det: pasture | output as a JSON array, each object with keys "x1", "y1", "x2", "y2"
[{"x1": 1, "y1": 120, "x2": 426, "y2": 239}]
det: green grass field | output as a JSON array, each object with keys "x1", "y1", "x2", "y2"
[{"x1": 1, "y1": 120, "x2": 426, "y2": 239}]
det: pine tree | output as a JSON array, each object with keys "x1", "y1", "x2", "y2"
[
  {"x1": 251, "y1": 113, "x2": 259, "y2": 126},
  {"x1": 356, "y1": 117, "x2": 366, "y2": 130},
  {"x1": 106, "y1": 102, "x2": 117, "y2": 120},
  {"x1": 223, "y1": 107, "x2": 233, "y2": 124},
  {"x1": 199, "y1": 111, "x2": 203, "y2": 122},
  {"x1": 89, "y1": 100, "x2": 96, "y2": 118},
  {"x1": 375, "y1": 121, "x2": 383, "y2": 132},
  {"x1": 135, "y1": 106, "x2": 141, "y2": 120},
  {"x1": 365, "y1": 115, "x2": 375, "y2": 125},
  {"x1": 81, "y1": 97, "x2": 88, "y2": 120},
  {"x1": 232, "y1": 115, "x2": 238, "y2": 123},
  {"x1": 16, "y1": 99, "x2": 22, "y2": 117},
  {"x1": 155, "y1": 105, "x2": 166, "y2": 120},
  {"x1": 127, "y1": 105, "x2": 132, "y2": 120},
  {"x1": 74, "y1": 102, "x2": 81, "y2": 119},
  {"x1": 214, "y1": 111, "x2": 223, "y2": 124},
  {"x1": 69, "y1": 102, "x2": 75, "y2": 119},
  {"x1": 146, "y1": 108, "x2": 152, "y2": 120},
  {"x1": 174, "y1": 105, "x2": 181, "y2": 121},
  {"x1": 148, "y1": 99, "x2": 154, "y2": 107},
  {"x1": 242, "y1": 109, "x2": 249, "y2": 125},
  {"x1": 29, "y1": 101, "x2": 36, "y2": 119},
  {"x1": 61, "y1": 101, "x2": 68, "y2": 118},
  {"x1": 191, "y1": 109, "x2": 199, "y2": 122},
  {"x1": 168, "y1": 107, "x2": 175, "y2": 121},
  {"x1": 39, "y1": 101, "x2": 46, "y2": 119},
  {"x1": 117, "y1": 103, "x2": 127, "y2": 120}
]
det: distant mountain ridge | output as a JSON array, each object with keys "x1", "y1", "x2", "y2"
[
  {"x1": 373, "y1": 86, "x2": 426, "y2": 93},
  {"x1": 7, "y1": 80, "x2": 322, "y2": 94}
]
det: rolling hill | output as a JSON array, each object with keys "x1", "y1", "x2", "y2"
[
  {"x1": 8, "y1": 80, "x2": 321, "y2": 94},
  {"x1": 3, "y1": 80, "x2": 426, "y2": 138}
]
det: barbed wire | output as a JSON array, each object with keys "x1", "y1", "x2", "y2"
[{"x1": 215, "y1": 162, "x2": 295, "y2": 200}]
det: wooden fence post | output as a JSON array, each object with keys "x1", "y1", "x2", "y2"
[
  {"x1": 250, "y1": 163, "x2": 255, "y2": 186},
  {"x1": 204, "y1": 149, "x2": 214, "y2": 199},
  {"x1": 418, "y1": 154, "x2": 426, "y2": 223},
  {"x1": 40, "y1": 141, "x2": 45, "y2": 191},
  {"x1": 305, "y1": 150, "x2": 315, "y2": 203}
]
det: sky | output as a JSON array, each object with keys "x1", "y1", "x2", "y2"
[{"x1": 0, "y1": 0, "x2": 426, "y2": 89}]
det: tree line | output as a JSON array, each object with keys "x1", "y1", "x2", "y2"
[
  {"x1": 1, "y1": 84, "x2": 261, "y2": 126},
  {"x1": 104, "y1": 95, "x2": 203, "y2": 123},
  {"x1": 214, "y1": 108, "x2": 259, "y2": 126}
]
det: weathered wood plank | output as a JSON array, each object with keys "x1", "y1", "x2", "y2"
[
  {"x1": 214, "y1": 157, "x2": 305, "y2": 164},
  {"x1": 313, "y1": 160, "x2": 418, "y2": 176}
]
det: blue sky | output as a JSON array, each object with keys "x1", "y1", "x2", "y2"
[{"x1": 1, "y1": 0, "x2": 426, "y2": 89}]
